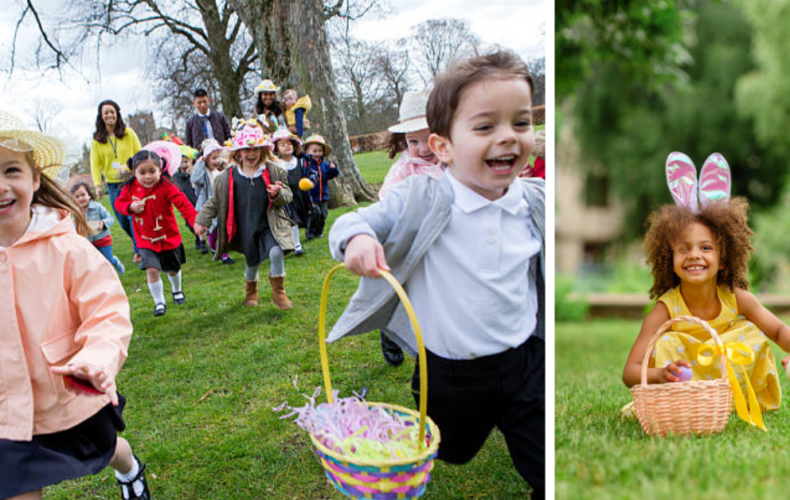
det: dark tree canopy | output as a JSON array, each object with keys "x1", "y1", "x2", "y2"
[{"x1": 571, "y1": 0, "x2": 786, "y2": 237}]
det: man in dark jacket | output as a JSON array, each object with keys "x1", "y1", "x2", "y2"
[{"x1": 184, "y1": 88, "x2": 231, "y2": 149}]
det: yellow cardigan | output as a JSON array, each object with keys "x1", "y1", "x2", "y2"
[
  {"x1": 90, "y1": 127, "x2": 142, "y2": 186},
  {"x1": 285, "y1": 95, "x2": 312, "y2": 126}
]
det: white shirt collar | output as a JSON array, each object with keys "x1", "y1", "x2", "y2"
[
  {"x1": 445, "y1": 169, "x2": 525, "y2": 215},
  {"x1": 235, "y1": 163, "x2": 267, "y2": 179},
  {"x1": 198, "y1": 111, "x2": 211, "y2": 118}
]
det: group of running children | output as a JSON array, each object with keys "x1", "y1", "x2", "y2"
[
  {"x1": 2, "y1": 49, "x2": 549, "y2": 500},
  {"x1": 7, "y1": 42, "x2": 790, "y2": 500}
]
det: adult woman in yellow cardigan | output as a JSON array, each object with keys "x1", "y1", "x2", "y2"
[{"x1": 90, "y1": 100, "x2": 142, "y2": 261}]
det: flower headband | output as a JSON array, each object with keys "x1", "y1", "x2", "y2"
[{"x1": 666, "y1": 152, "x2": 731, "y2": 213}]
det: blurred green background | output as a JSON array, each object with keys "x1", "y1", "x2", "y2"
[{"x1": 556, "y1": 0, "x2": 790, "y2": 304}]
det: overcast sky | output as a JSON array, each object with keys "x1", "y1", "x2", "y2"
[{"x1": 0, "y1": 0, "x2": 544, "y2": 161}]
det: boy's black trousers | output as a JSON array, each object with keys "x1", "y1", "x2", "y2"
[{"x1": 412, "y1": 335, "x2": 545, "y2": 499}]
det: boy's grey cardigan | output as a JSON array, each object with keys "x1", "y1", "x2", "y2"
[{"x1": 327, "y1": 174, "x2": 545, "y2": 357}]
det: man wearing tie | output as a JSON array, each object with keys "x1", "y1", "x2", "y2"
[{"x1": 184, "y1": 88, "x2": 232, "y2": 149}]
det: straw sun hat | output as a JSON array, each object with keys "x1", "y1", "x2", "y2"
[
  {"x1": 254, "y1": 79, "x2": 280, "y2": 96},
  {"x1": 303, "y1": 134, "x2": 332, "y2": 156},
  {"x1": 0, "y1": 111, "x2": 67, "y2": 174},
  {"x1": 388, "y1": 89, "x2": 430, "y2": 134}
]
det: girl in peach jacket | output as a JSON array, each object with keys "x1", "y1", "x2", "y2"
[{"x1": 0, "y1": 112, "x2": 150, "y2": 500}]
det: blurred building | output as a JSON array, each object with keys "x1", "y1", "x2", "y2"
[{"x1": 556, "y1": 111, "x2": 624, "y2": 274}]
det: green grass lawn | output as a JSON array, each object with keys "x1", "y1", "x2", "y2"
[
  {"x1": 354, "y1": 151, "x2": 392, "y2": 187},
  {"x1": 556, "y1": 319, "x2": 790, "y2": 500},
  {"x1": 49, "y1": 156, "x2": 529, "y2": 499}
]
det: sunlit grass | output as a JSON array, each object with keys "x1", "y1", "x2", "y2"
[
  {"x1": 48, "y1": 155, "x2": 530, "y2": 499},
  {"x1": 556, "y1": 319, "x2": 790, "y2": 500}
]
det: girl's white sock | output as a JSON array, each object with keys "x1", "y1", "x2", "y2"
[
  {"x1": 115, "y1": 456, "x2": 139, "y2": 482},
  {"x1": 148, "y1": 279, "x2": 165, "y2": 304},
  {"x1": 292, "y1": 226, "x2": 302, "y2": 248},
  {"x1": 167, "y1": 271, "x2": 182, "y2": 293}
]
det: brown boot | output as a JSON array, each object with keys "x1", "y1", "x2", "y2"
[
  {"x1": 244, "y1": 280, "x2": 258, "y2": 306},
  {"x1": 269, "y1": 275, "x2": 292, "y2": 310}
]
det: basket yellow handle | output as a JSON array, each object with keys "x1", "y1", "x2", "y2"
[{"x1": 318, "y1": 263, "x2": 429, "y2": 448}]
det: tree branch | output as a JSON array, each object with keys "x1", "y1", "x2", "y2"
[
  {"x1": 237, "y1": 42, "x2": 257, "y2": 74},
  {"x1": 323, "y1": 0, "x2": 345, "y2": 20},
  {"x1": 25, "y1": 0, "x2": 68, "y2": 69},
  {"x1": 229, "y1": 17, "x2": 242, "y2": 43},
  {"x1": 8, "y1": 5, "x2": 30, "y2": 76},
  {"x1": 141, "y1": 0, "x2": 209, "y2": 41}
]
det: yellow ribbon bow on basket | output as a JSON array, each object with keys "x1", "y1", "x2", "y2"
[{"x1": 696, "y1": 341, "x2": 766, "y2": 431}]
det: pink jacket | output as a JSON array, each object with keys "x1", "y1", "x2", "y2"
[
  {"x1": 0, "y1": 207, "x2": 132, "y2": 441},
  {"x1": 378, "y1": 154, "x2": 444, "y2": 199}
]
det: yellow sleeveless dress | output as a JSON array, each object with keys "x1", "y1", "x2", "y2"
[{"x1": 652, "y1": 285, "x2": 781, "y2": 411}]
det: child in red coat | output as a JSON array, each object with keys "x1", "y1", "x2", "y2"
[{"x1": 115, "y1": 150, "x2": 198, "y2": 317}]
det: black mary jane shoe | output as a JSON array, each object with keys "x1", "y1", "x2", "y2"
[
  {"x1": 153, "y1": 303, "x2": 167, "y2": 317},
  {"x1": 380, "y1": 331, "x2": 404, "y2": 367},
  {"x1": 117, "y1": 456, "x2": 152, "y2": 500}
]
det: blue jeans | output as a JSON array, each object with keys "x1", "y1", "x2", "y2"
[
  {"x1": 105, "y1": 182, "x2": 138, "y2": 254},
  {"x1": 96, "y1": 244, "x2": 123, "y2": 273}
]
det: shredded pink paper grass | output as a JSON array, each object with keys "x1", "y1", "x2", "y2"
[{"x1": 275, "y1": 378, "x2": 424, "y2": 461}]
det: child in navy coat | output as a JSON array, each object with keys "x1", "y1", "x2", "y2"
[{"x1": 303, "y1": 134, "x2": 339, "y2": 239}]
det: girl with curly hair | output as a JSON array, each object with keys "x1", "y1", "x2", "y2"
[{"x1": 622, "y1": 153, "x2": 790, "y2": 416}]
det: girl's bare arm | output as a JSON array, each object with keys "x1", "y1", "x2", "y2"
[
  {"x1": 735, "y1": 287, "x2": 790, "y2": 352},
  {"x1": 623, "y1": 302, "x2": 674, "y2": 387}
]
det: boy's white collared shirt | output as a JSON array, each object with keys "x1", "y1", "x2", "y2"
[
  {"x1": 408, "y1": 170, "x2": 541, "y2": 360},
  {"x1": 198, "y1": 111, "x2": 214, "y2": 140}
]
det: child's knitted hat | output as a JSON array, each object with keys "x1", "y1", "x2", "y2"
[
  {"x1": 303, "y1": 134, "x2": 332, "y2": 156},
  {"x1": 0, "y1": 111, "x2": 66, "y2": 176}
]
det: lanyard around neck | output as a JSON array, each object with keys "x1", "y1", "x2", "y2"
[{"x1": 108, "y1": 135, "x2": 118, "y2": 159}]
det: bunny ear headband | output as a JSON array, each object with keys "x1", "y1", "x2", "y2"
[{"x1": 666, "y1": 152, "x2": 731, "y2": 212}]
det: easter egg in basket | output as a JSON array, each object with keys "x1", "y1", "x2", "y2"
[{"x1": 676, "y1": 366, "x2": 693, "y2": 382}]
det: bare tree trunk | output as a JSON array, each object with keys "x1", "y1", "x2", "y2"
[
  {"x1": 230, "y1": 0, "x2": 377, "y2": 207},
  {"x1": 196, "y1": 1, "x2": 249, "y2": 120}
]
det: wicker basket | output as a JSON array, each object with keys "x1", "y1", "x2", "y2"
[
  {"x1": 314, "y1": 264, "x2": 441, "y2": 499},
  {"x1": 630, "y1": 315, "x2": 732, "y2": 436}
]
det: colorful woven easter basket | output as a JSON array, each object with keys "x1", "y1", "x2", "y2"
[
  {"x1": 314, "y1": 264, "x2": 441, "y2": 499},
  {"x1": 630, "y1": 316, "x2": 732, "y2": 436}
]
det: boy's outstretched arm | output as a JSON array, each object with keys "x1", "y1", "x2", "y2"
[
  {"x1": 622, "y1": 302, "x2": 675, "y2": 387},
  {"x1": 344, "y1": 235, "x2": 390, "y2": 278},
  {"x1": 328, "y1": 180, "x2": 407, "y2": 274}
]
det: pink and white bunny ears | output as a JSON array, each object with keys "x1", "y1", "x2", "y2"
[{"x1": 666, "y1": 152, "x2": 731, "y2": 213}]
